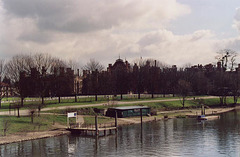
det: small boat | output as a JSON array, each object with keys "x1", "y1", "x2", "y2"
[
  {"x1": 197, "y1": 115, "x2": 207, "y2": 120},
  {"x1": 197, "y1": 115, "x2": 219, "y2": 120}
]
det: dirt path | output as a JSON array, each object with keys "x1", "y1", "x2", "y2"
[{"x1": 0, "y1": 96, "x2": 218, "y2": 116}]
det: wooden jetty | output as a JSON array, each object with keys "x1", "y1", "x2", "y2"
[
  {"x1": 67, "y1": 107, "x2": 145, "y2": 136},
  {"x1": 67, "y1": 113, "x2": 118, "y2": 136},
  {"x1": 67, "y1": 126, "x2": 117, "y2": 136}
]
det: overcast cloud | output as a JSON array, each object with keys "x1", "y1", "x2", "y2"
[{"x1": 1, "y1": 0, "x2": 240, "y2": 67}]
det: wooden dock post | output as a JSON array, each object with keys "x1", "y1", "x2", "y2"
[
  {"x1": 115, "y1": 111, "x2": 118, "y2": 132},
  {"x1": 140, "y1": 109, "x2": 143, "y2": 128},
  {"x1": 95, "y1": 115, "x2": 99, "y2": 136}
]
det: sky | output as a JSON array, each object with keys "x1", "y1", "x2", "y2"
[{"x1": 1, "y1": 0, "x2": 240, "y2": 67}]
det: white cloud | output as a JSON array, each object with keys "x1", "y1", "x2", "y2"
[
  {"x1": 1, "y1": 0, "x2": 240, "y2": 67},
  {"x1": 233, "y1": 8, "x2": 240, "y2": 32},
  {"x1": 2, "y1": 0, "x2": 191, "y2": 33}
]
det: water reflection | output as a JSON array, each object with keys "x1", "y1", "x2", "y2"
[{"x1": 1, "y1": 110, "x2": 240, "y2": 156}]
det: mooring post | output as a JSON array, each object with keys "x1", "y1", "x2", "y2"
[
  {"x1": 115, "y1": 111, "x2": 118, "y2": 126},
  {"x1": 67, "y1": 116, "x2": 69, "y2": 128},
  {"x1": 140, "y1": 109, "x2": 143, "y2": 128},
  {"x1": 95, "y1": 115, "x2": 99, "y2": 136},
  {"x1": 204, "y1": 106, "x2": 206, "y2": 115}
]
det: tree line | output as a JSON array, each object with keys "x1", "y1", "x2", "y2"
[
  {"x1": 82, "y1": 49, "x2": 240, "y2": 107},
  {"x1": 0, "y1": 49, "x2": 239, "y2": 109},
  {"x1": 0, "y1": 53, "x2": 80, "y2": 107}
]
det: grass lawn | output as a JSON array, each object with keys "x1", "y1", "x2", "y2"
[
  {"x1": 0, "y1": 114, "x2": 67, "y2": 136},
  {"x1": 1, "y1": 95, "x2": 238, "y2": 115},
  {"x1": 41, "y1": 97, "x2": 239, "y2": 115},
  {"x1": 0, "y1": 95, "x2": 181, "y2": 112}
]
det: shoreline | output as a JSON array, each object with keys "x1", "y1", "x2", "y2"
[
  {"x1": 0, "y1": 106, "x2": 238, "y2": 145},
  {"x1": 0, "y1": 129, "x2": 71, "y2": 145}
]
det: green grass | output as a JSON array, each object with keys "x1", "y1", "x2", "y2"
[
  {"x1": 0, "y1": 95, "x2": 177, "y2": 112},
  {"x1": 0, "y1": 114, "x2": 67, "y2": 136},
  {"x1": 1, "y1": 96, "x2": 238, "y2": 114},
  {"x1": 0, "y1": 99, "x2": 108, "y2": 112},
  {"x1": 42, "y1": 97, "x2": 239, "y2": 115}
]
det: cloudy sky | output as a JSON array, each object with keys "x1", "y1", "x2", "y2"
[{"x1": 1, "y1": 0, "x2": 240, "y2": 67}]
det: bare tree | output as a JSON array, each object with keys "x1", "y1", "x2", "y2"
[
  {"x1": 49, "y1": 58, "x2": 67, "y2": 73},
  {"x1": 32, "y1": 53, "x2": 53, "y2": 73},
  {"x1": 2, "y1": 117, "x2": 11, "y2": 136},
  {"x1": 145, "y1": 58, "x2": 169, "y2": 69},
  {"x1": 132, "y1": 57, "x2": 145, "y2": 67},
  {"x1": 4, "y1": 54, "x2": 39, "y2": 106},
  {"x1": 0, "y1": 59, "x2": 6, "y2": 108},
  {"x1": 229, "y1": 51, "x2": 237, "y2": 71},
  {"x1": 5, "y1": 54, "x2": 33, "y2": 83},
  {"x1": 177, "y1": 79, "x2": 192, "y2": 108},
  {"x1": 67, "y1": 59, "x2": 81, "y2": 73},
  {"x1": 82, "y1": 59, "x2": 104, "y2": 72},
  {"x1": 5, "y1": 53, "x2": 67, "y2": 106},
  {"x1": 216, "y1": 49, "x2": 237, "y2": 71},
  {"x1": 28, "y1": 107, "x2": 36, "y2": 123},
  {"x1": 132, "y1": 58, "x2": 169, "y2": 69}
]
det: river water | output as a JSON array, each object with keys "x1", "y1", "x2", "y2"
[{"x1": 1, "y1": 110, "x2": 240, "y2": 157}]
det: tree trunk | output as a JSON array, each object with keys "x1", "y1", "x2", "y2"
[
  {"x1": 38, "y1": 105, "x2": 41, "y2": 117},
  {"x1": 0, "y1": 99, "x2": 2, "y2": 108},
  {"x1": 21, "y1": 97, "x2": 24, "y2": 106},
  {"x1": 234, "y1": 96, "x2": 238, "y2": 104},
  {"x1": 41, "y1": 97, "x2": 44, "y2": 105},
  {"x1": 17, "y1": 107, "x2": 20, "y2": 118},
  {"x1": 31, "y1": 114, "x2": 34, "y2": 123},
  {"x1": 138, "y1": 93, "x2": 140, "y2": 99},
  {"x1": 224, "y1": 96, "x2": 227, "y2": 105},
  {"x1": 58, "y1": 96, "x2": 61, "y2": 103},
  {"x1": 152, "y1": 93, "x2": 154, "y2": 99},
  {"x1": 121, "y1": 94, "x2": 123, "y2": 100},
  {"x1": 3, "y1": 129, "x2": 7, "y2": 136},
  {"x1": 219, "y1": 97, "x2": 223, "y2": 105},
  {"x1": 75, "y1": 95, "x2": 77, "y2": 102},
  {"x1": 182, "y1": 97, "x2": 185, "y2": 108},
  {"x1": 95, "y1": 95, "x2": 97, "y2": 101}
]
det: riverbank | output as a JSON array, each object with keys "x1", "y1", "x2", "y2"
[
  {"x1": 0, "y1": 106, "x2": 238, "y2": 145},
  {"x1": 116, "y1": 106, "x2": 237, "y2": 125},
  {"x1": 0, "y1": 128, "x2": 71, "y2": 145}
]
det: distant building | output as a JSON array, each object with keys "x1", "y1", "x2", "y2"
[{"x1": 107, "y1": 58, "x2": 130, "y2": 73}]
